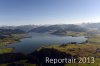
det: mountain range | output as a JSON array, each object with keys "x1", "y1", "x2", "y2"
[{"x1": 0, "y1": 23, "x2": 100, "y2": 33}]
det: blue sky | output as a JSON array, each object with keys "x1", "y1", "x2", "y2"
[{"x1": 0, "y1": 0, "x2": 100, "y2": 26}]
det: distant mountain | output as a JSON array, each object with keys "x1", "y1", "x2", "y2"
[
  {"x1": 0, "y1": 24, "x2": 87, "y2": 34},
  {"x1": 15, "y1": 25, "x2": 38, "y2": 32},
  {"x1": 81, "y1": 23, "x2": 100, "y2": 34},
  {"x1": 30, "y1": 24, "x2": 86, "y2": 33},
  {"x1": 0, "y1": 25, "x2": 38, "y2": 32},
  {"x1": 0, "y1": 29, "x2": 25, "y2": 35},
  {"x1": 0, "y1": 23, "x2": 100, "y2": 37},
  {"x1": 82, "y1": 23, "x2": 100, "y2": 29}
]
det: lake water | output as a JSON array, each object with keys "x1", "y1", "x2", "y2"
[{"x1": 7, "y1": 33, "x2": 87, "y2": 54}]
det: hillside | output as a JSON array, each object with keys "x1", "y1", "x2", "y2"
[
  {"x1": 82, "y1": 23, "x2": 100, "y2": 29},
  {"x1": 30, "y1": 24, "x2": 86, "y2": 33}
]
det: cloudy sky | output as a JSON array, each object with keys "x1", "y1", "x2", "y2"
[{"x1": 0, "y1": 0, "x2": 100, "y2": 26}]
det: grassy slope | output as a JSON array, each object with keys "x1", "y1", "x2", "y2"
[
  {"x1": 39, "y1": 43, "x2": 100, "y2": 66},
  {"x1": 0, "y1": 48, "x2": 13, "y2": 54}
]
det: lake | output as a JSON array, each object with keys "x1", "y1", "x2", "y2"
[{"x1": 7, "y1": 33, "x2": 87, "y2": 54}]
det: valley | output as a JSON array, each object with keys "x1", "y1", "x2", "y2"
[{"x1": 0, "y1": 23, "x2": 100, "y2": 66}]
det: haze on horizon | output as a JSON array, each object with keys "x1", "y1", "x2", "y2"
[{"x1": 0, "y1": 0, "x2": 100, "y2": 26}]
